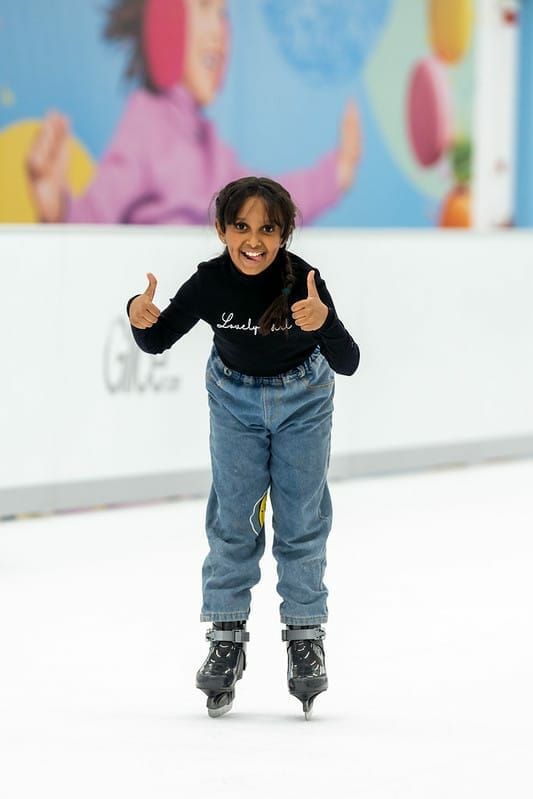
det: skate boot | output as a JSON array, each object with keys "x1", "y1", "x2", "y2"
[
  {"x1": 196, "y1": 621, "x2": 249, "y2": 718},
  {"x1": 283, "y1": 625, "x2": 328, "y2": 720}
]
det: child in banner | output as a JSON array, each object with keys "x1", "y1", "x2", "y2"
[
  {"x1": 26, "y1": 0, "x2": 360, "y2": 225},
  {"x1": 127, "y1": 175, "x2": 359, "y2": 717}
]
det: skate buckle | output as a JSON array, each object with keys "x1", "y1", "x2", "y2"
[
  {"x1": 282, "y1": 627, "x2": 326, "y2": 642},
  {"x1": 206, "y1": 628, "x2": 250, "y2": 644}
]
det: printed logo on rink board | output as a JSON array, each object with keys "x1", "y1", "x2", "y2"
[{"x1": 103, "y1": 319, "x2": 181, "y2": 394}]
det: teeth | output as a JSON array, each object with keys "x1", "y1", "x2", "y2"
[{"x1": 243, "y1": 251, "x2": 263, "y2": 258}]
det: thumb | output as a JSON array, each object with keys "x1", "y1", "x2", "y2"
[
  {"x1": 144, "y1": 272, "x2": 157, "y2": 301},
  {"x1": 307, "y1": 270, "x2": 319, "y2": 298}
]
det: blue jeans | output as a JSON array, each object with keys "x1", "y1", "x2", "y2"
[{"x1": 201, "y1": 346, "x2": 334, "y2": 625}]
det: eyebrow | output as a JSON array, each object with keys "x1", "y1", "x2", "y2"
[{"x1": 234, "y1": 218, "x2": 276, "y2": 226}]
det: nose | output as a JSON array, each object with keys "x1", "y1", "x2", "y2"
[{"x1": 246, "y1": 232, "x2": 262, "y2": 248}]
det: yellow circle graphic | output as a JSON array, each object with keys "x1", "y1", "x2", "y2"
[
  {"x1": 0, "y1": 119, "x2": 95, "y2": 223},
  {"x1": 429, "y1": 0, "x2": 474, "y2": 64}
]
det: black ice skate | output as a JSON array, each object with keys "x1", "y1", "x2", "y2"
[
  {"x1": 283, "y1": 625, "x2": 328, "y2": 720},
  {"x1": 196, "y1": 621, "x2": 249, "y2": 718}
]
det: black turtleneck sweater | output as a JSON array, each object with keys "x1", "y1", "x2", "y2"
[{"x1": 128, "y1": 250, "x2": 359, "y2": 377}]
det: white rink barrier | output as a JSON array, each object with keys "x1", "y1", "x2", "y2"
[{"x1": 2, "y1": 226, "x2": 533, "y2": 517}]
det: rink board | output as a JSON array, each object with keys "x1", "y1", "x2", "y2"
[{"x1": 2, "y1": 226, "x2": 533, "y2": 516}]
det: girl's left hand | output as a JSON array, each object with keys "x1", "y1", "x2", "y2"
[
  {"x1": 291, "y1": 271, "x2": 329, "y2": 332},
  {"x1": 336, "y1": 99, "x2": 361, "y2": 192}
]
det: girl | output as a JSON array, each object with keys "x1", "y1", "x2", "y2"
[
  {"x1": 128, "y1": 176, "x2": 359, "y2": 718},
  {"x1": 26, "y1": 0, "x2": 360, "y2": 225}
]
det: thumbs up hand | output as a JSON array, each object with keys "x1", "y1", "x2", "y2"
[
  {"x1": 291, "y1": 270, "x2": 329, "y2": 332},
  {"x1": 129, "y1": 273, "x2": 161, "y2": 329}
]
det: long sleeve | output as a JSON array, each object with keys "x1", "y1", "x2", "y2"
[
  {"x1": 66, "y1": 88, "x2": 221, "y2": 225},
  {"x1": 277, "y1": 151, "x2": 342, "y2": 225},
  {"x1": 127, "y1": 275, "x2": 201, "y2": 354},
  {"x1": 308, "y1": 276, "x2": 359, "y2": 375},
  {"x1": 210, "y1": 132, "x2": 342, "y2": 226},
  {"x1": 313, "y1": 309, "x2": 360, "y2": 376},
  {"x1": 282, "y1": 253, "x2": 359, "y2": 376},
  {"x1": 66, "y1": 93, "x2": 150, "y2": 224}
]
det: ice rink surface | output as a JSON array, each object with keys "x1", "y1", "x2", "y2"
[{"x1": 1, "y1": 459, "x2": 532, "y2": 798}]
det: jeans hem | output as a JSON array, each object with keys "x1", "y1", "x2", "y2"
[
  {"x1": 200, "y1": 611, "x2": 250, "y2": 623},
  {"x1": 280, "y1": 615, "x2": 328, "y2": 626}
]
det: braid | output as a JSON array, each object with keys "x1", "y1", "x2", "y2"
[{"x1": 258, "y1": 250, "x2": 295, "y2": 336}]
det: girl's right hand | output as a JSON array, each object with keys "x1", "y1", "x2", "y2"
[
  {"x1": 26, "y1": 111, "x2": 70, "y2": 223},
  {"x1": 129, "y1": 273, "x2": 161, "y2": 329}
]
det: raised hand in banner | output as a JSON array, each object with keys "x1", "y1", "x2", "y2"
[
  {"x1": 336, "y1": 100, "x2": 361, "y2": 193},
  {"x1": 25, "y1": 111, "x2": 70, "y2": 223}
]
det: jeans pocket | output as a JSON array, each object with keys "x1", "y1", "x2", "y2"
[
  {"x1": 305, "y1": 378, "x2": 334, "y2": 391},
  {"x1": 206, "y1": 351, "x2": 231, "y2": 391},
  {"x1": 205, "y1": 368, "x2": 218, "y2": 391},
  {"x1": 304, "y1": 358, "x2": 335, "y2": 391}
]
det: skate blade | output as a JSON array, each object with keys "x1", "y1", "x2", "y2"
[
  {"x1": 290, "y1": 683, "x2": 325, "y2": 705},
  {"x1": 290, "y1": 692, "x2": 321, "y2": 720},
  {"x1": 207, "y1": 700, "x2": 233, "y2": 718},
  {"x1": 303, "y1": 697, "x2": 316, "y2": 720},
  {"x1": 206, "y1": 691, "x2": 234, "y2": 718}
]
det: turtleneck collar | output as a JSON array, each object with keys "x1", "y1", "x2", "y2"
[{"x1": 223, "y1": 248, "x2": 286, "y2": 286}]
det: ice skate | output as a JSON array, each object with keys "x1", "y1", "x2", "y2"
[
  {"x1": 196, "y1": 621, "x2": 249, "y2": 717},
  {"x1": 283, "y1": 625, "x2": 328, "y2": 720}
]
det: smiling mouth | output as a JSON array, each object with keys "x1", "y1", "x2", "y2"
[{"x1": 242, "y1": 250, "x2": 265, "y2": 261}]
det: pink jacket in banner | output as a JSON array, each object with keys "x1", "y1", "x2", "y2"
[{"x1": 66, "y1": 86, "x2": 341, "y2": 225}]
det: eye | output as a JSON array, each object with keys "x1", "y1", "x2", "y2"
[
  {"x1": 262, "y1": 225, "x2": 275, "y2": 234},
  {"x1": 233, "y1": 222, "x2": 247, "y2": 231}
]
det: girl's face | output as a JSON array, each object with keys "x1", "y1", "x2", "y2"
[
  {"x1": 183, "y1": 0, "x2": 228, "y2": 105},
  {"x1": 217, "y1": 197, "x2": 284, "y2": 276}
]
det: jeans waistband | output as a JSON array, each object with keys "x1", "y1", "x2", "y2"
[{"x1": 212, "y1": 347, "x2": 322, "y2": 386}]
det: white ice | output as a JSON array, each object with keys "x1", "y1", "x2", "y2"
[{"x1": 1, "y1": 459, "x2": 532, "y2": 798}]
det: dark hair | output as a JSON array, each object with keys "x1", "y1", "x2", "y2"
[
  {"x1": 104, "y1": 0, "x2": 156, "y2": 91},
  {"x1": 212, "y1": 176, "x2": 300, "y2": 336}
]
